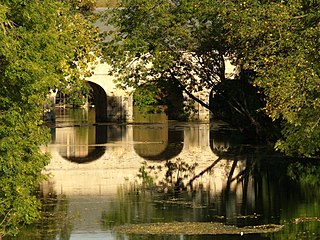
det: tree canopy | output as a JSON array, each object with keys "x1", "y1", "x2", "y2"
[
  {"x1": 0, "y1": 0, "x2": 100, "y2": 236},
  {"x1": 102, "y1": 0, "x2": 228, "y2": 108},
  {"x1": 220, "y1": 0, "x2": 320, "y2": 156},
  {"x1": 102, "y1": 0, "x2": 320, "y2": 157}
]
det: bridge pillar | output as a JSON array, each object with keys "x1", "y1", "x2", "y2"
[
  {"x1": 106, "y1": 94, "x2": 133, "y2": 122},
  {"x1": 186, "y1": 90, "x2": 211, "y2": 122},
  {"x1": 87, "y1": 61, "x2": 134, "y2": 122}
]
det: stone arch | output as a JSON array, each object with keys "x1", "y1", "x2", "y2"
[
  {"x1": 85, "y1": 61, "x2": 133, "y2": 122},
  {"x1": 87, "y1": 81, "x2": 108, "y2": 123}
]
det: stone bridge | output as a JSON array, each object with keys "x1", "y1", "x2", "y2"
[
  {"x1": 46, "y1": 59, "x2": 235, "y2": 123},
  {"x1": 86, "y1": 60, "x2": 134, "y2": 122},
  {"x1": 45, "y1": 9, "x2": 236, "y2": 123},
  {"x1": 86, "y1": 60, "x2": 213, "y2": 123}
]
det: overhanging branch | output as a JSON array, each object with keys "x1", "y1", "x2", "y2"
[{"x1": 170, "y1": 71, "x2": 212, "y2": 111}]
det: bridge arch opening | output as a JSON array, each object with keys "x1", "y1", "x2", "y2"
[{"x1": 87, "y1": 81, "x2": 108, "y2": 123}]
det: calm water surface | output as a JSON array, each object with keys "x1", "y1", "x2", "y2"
[{"x1": 10, "y1": 108, "x2": 320, "y2": 240}]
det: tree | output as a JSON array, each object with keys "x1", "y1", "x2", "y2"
[
  {"x1": 102, "y1": 0, "x2": 320, "y2": 157},
  {"x1": 0, "y1": 0, "x2": 100, "y2": 237},
  {"x1": 102, "y1": 0, "x2": 276, "y2": 136},
  {"x1": 220, "y1": 0, "x2": 320, "y2": 156},
  {"x1": 101, "y1": 0, "x2": 232, "y2": 114}
]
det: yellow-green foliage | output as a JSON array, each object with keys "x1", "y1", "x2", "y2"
[
  {"x1": 0, "y1": 0, "x2": 100, "y2": 237},
  {"x1": 95, "y1": 0, "x2": 119, "y2": 7},
  {"x1": 102, "y1": 0, "x2": 320, "y2": 157}
]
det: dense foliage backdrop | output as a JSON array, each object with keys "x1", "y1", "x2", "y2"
[
  {"x1": 0, "y1": 0, "x2": 100, "y2": 237},
  {"x1": 102, "y1": 0, "x2": 320, "y2": 157},
  {"x1": 0, "y1": 0, "x2": 319, "y2": 236}
]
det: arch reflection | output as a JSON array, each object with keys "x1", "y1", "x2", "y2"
[
  {"x1": 210, "y1": 126, "x2": 247, "y2": 154},
  {"x1": 133, "y1": 109, "x2": 184, "y2": 160},
  {"x1": 133, "y1": 125, "x2": 184, "y2": 160},
  {"x1": 53, "y1": 108, "x2": 126, "y2": 163},
  {"x1": 55, "y1": 125, "x2": 106, "y2": 163}
]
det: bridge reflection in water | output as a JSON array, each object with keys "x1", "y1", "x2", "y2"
[
  {"x1": 34, "y1": 108, "x2": 320, "y2": 240},
  {"x1": 41, "y1": 108, "x2": 255, "y2": 237},
  {"x1": 43, "y1": 110, "x2": 238, "y2": 197}
]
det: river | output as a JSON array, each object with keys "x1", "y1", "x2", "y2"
[{"x1": 10, "y1": 108, "x2": 320, "y2": 240}]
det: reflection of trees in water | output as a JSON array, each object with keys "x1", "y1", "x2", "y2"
[
  {"x1": 275, "y1": 218, "x2": 320, "y2": 240},
  {"x1": 287, "y1": 161, "x2": 320, "y2": 188},
  {"x1": 211, "y1": 135, "x2": 320, "y2": 237},
  {"x1": 137, "y1": 159, "x2": 198, "y2": 191},
  {"x1": 101, "y1": 149, "x2": 320, "y2": 236},
  {"x1": 100, "y1": 157, "x2": 268, "y2": 228},
  {"x1": 12, "y1": 182, "x2": 72, "y2": 240},
  {"x1": 113, "y1": 233, "x2": 270, "y2": 240}
]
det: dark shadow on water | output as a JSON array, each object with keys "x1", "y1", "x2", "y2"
[{"x1": 101, "y1": 134, "x2": 320, "y2": 239}]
